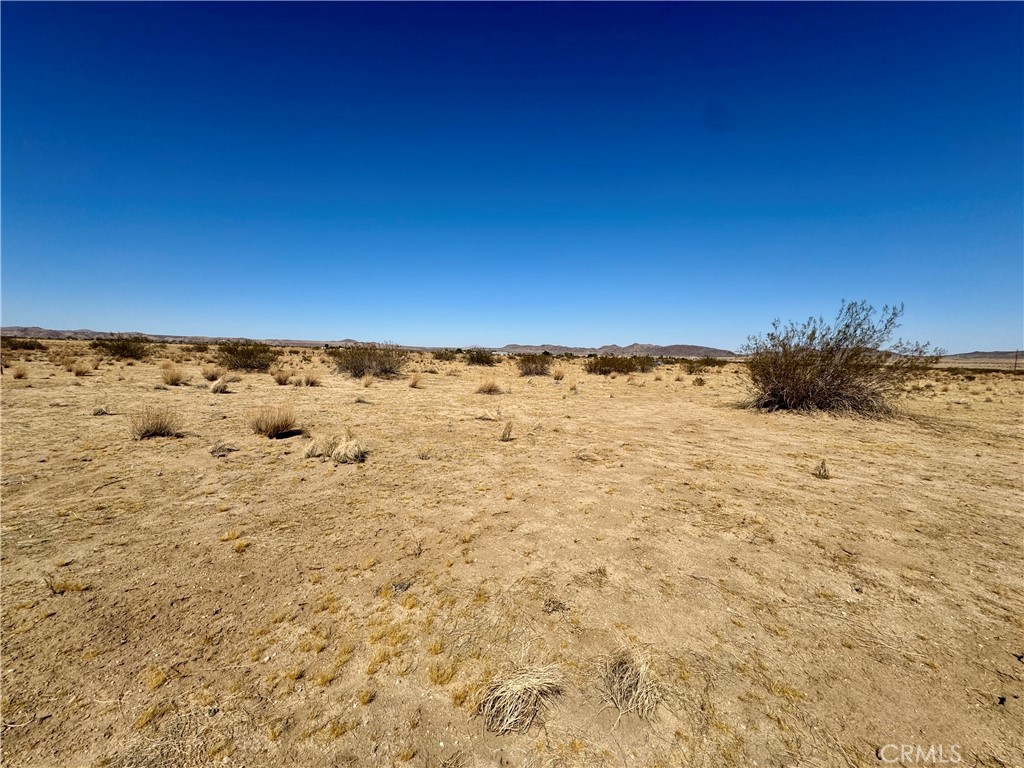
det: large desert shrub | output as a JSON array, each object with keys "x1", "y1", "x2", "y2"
[
  {"x1": 91, "y1": 334, "x2": 149, "y2": 360},
  {"x1": 517, "y1": 354, "x2": 551, "y2": 377},
  {"x1": 742, "y1": 301, "x2": 940, "y2": 415},
  {"x1": 432, "y1": 349, "x2": 458, "y2": 361},
  {"x1": 1, "y1": 337, "x2": 47, "y2": 351},
  {"x1": 465, "y1": 349, "x2": 496, "y2": 366},
  {"x1": 329, "y1": 343, "x2": 407, "y2": 378},
  {"x1": 216, "y1": 340, "x2": 279, "y2": 372},
  {"x1": 584, "y1": 355, "x2": 655, "y2": 375}
]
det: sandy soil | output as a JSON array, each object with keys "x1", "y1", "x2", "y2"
[{"x1": 1, "y1": 343, "x2": 1022, "y2": 767}]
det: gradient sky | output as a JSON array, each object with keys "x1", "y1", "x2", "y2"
[{"x1": 2, "y1": 2, "x2": 1021, "y2": 352}]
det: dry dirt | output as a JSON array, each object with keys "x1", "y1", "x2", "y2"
[{"x1": 1, "y1": 343, "x2": 1022, "y2": 767}]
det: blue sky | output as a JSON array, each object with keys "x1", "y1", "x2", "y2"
[{"x1": 2, "y1": 2, "x2": 1021, "y2": 352}]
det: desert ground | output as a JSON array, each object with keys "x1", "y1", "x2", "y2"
[{"x1": 1, "y1": 342, "x2": 1021, "y2": 768}]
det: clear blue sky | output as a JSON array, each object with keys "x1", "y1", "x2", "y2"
[{"x1": 2, "y1": 2, "x2": 1021, "y2": 352}]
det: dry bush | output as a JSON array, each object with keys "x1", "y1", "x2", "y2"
[
  {"x1": 249, "y1": 405, "x2": 297, "y2": 438},
  {"x1": 210, "y1": 378, "x2": 229, "y2": 394},
  {"x1": 11, "y1": 365, "x2": 27, "y2": 379},
  {"x1": 812, "y1": 459, "x2": 830, "y2": 479},
  {"x1": 272, "y1": 368, "x2": 291, "y2": 385},
  {"x1": 160, "y1": 365, "x2": 186, "y2": 386},
  {"x1": 476, "y1": 377, "x2": 503, "y2": 395},
  {"x1": 92, "y1": 405, "x2": 112, "y2": 416},
  {"x1": 304, "y1": 434, "x2": 340, "y2": 459},
  {"x1": 127, "y1": 407, "x2": 181, "y2": 440},
  {"x1": 331, "y1": 438, "x2": 367, "y2": 464},
  {"x1": 302, "y1": 373, "x2": 320, "y2": 387},
  {"x1": 693, "y1": 376, "x2": 706, "y2": 386},
  {"x1": 217, "y1": 340, "x2": 279, "y2": 372},
  {"x1": 91, "y1": 334, "x2": 149, "y2": 360},
  {"x1": 361, "y1": 373, "x2": 375, "y2": 388},
  {"x1": 744, "y1": 301, "x2": 940, "y2": 415},
  {"x1": 72, "y1": 360, "x2": 92, "y2": 377},
  {"x1": 551, "y1": 367, "x2": 565, "y2": 381},
  {"x1": 1, "y1": 337, "x2": 46, "y2": 351},
  {"x1": 517, "y1": 354, "x2": 551, "y2": 377},
  {"x1": 603, "y1": 646, "x2": 661, "y2": 720},
  {"x1": 500, "y1": 420, "x2": 513, "y2": 442},
  {"x1": 465, "y1": 349, "x2": 496, "y2": 366},
  {"x1": 477, "y1": 664, "x2": 562, "y2": 734},
  {"x1": 584, "y1": 355, "x2": 655, "y2": 375},
  {"x1": 408, "y1": 373, "x2": 422, "y2": 389},
  {"x1": 329, "y1": 343, "x2": 407, "y2": 378},
  {"x1": 201, "y1": 365, "x2": 226, "y2": 382},
  {"x1": 433, "y1": 349, "x2": 458, "y2": 361}
]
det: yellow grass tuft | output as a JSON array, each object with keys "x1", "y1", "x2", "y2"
[
  {"x1": 202, "y1": 365, "x2": 226, "y2": 382},
  {"x1": 249, "y1": 405, "x2": 297, "y2": 438},
  {"x1": 127, "y1": 407, "x2": 181, "y2": 440},
  {"x1": 476, "y1": 376, "x2": 503, "y2": 395},
  {"x1": 160, "y1": 365, "x2": 186, "y2": 386},
  {"x1": 603, "y1": 645, "x2": 661, "y2": 720},
  {"x1": 409, "y1": 372, "x2": 423, "y2": 389}
]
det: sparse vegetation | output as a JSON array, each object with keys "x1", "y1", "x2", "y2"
[
  {"x1": 127, "y1": 407, "x2": 181, "y2": 440},
  {"x1": 812, "y1": 459, "x2": 830, "y2": 479},
  {"x1": 433, "y1": 349, "x2": 458, "y2": 361},
  {"x1": 160, "y1": 364, "x2": 186, "y2": 386},
  {"x1": 584, "y1": 355, "x2": 655, "y2": 375},
  {"x1": 210, "y1": 378, "x2": 229, "y2": 394},
  {"x1": 465, "y1": 349, "x2": 496, "y2": 366},
  {"x1": 329, "y1": 343, "x2": 407, "y2": 378},
  {"x1": 743, "y1": 301, "x2": 940, "y2": 414},
  {"x1": 217, "y1": 340, "x2": 279, "y2": 372},
  {"x1": 408, "y1": 373, "x2": 422, "y2": 388},
  {"x1": 516, "y1": 354, "x2": 551, "y2": 376},
  {"x1": 1, "y1": 337, "x2": 47, "y2": 351},
  {"x1": 249, "y1": 405, "x2": 297, "y2": 438},
  {"x1": 500, "y1": 420, "x2": 513, "y2": 442},
  {"x1": 272, "y1": 368, "x2": 292, "y2": 385},
  {"x1": 91, "y1": 334, "x2": 150, "y2": 360},
  {"x1": 11, "y1": 365, "x2": 28, "y2": 379}
]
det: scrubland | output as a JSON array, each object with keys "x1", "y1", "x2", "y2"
[{"x1": 1, "y1": 341, "x2": 1021, "y2": 767}]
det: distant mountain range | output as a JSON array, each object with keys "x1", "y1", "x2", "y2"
[
  {"x1": 1, "y1": 326, "x2": 1014, "y2": 358},
  {"x1": 1, "y1": 326, "x2": 736, "y2": 357}
]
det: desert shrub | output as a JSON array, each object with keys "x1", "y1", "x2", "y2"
[
  {"x1": 551, "y1": 367, "x2": 565, "y2": 381},
  {"x1": 11, "y1": 365, "x2": 28, "y2": 379},
  {"x1": 302, "y1": 373, "x2": 320, "y2": 387},
  {"x1": 217, "y1": 340, "x2": 278, "y2": 372},
  {"x1": 127, "y1": 407, "x2": 181, "y2": 439},
  {"x1": 465, "y1": 349, "x2": 496, "y2": 366},
  {"x1": 584, "y1": 356, "x2": 653, "y2": 375},
  {"x1": 272, "y1": 368, "x2": 292, "y2": 385},
  {"x1": 183, "y1": 342, "x2": 209, "y2": 353},
  {"x1": 72, "y1": 360, "x2": 92, "y2": 376},
  {"x1": 683, "y1": 359, "x2": 705, "y2": 375},
  {"x1": 1, "y1": 337, "x2": 47, "y2": 351},
  {"x1": 328, "y1": 343, "x2": 407, "y2": 378},
  {"x1": 210, "y1": 378, "x2": 229, "y2": 394},
  {"x1": 693, "y1": 376, "x2": 706, "y2": 386},
  {"x1": 92, "y1": 334, "x2": 149, "y2": 360},
  {"x1": 408, "y1": 373, "x2": 422, "y2": 388},
  {"x1": 516, "y1": 354, "x2": 551, "y2": 377},
  {"x1": 743, "y1": 300, "x2": 940, "y2": 415},
  {"x1": 249, "y1": 405, "x2": 297, "y2": 438},
  {"x1": 433, "y1": 349, "x2": 458, "y2": 361},
  {"x1": 201, "y1": 365, "x2": 226, "y2": 381},
  {"x1": 699, "y1": 355, "x2": 728, "y2": 368}
]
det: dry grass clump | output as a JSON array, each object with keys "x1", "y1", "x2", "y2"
[
  {"x1": 477, "y1": 664, "x2": 562, "y2": 734},
  {"x1": 551, "y1": 367, "x2": 565, "y2": 381},
  {"x1": 302, "y1": 373, "x2": 320, "y2": 387},
  {"x1": 408, "y1": 373, "x2": 422, "y2": 389},
  {"x1": 160, "y1": 364, "x2": 186, "y2": 386},
  {"x1": 476, "y1": 377, "x2": 503, "y2": 395},
  {"x1": 209, "y1": 378, "x2": 229, "y2": 394},
  {"x1": 812, "y1": 459, "x2": 830, "y2": 479},
  {"x1": 127, "y1": 407, "x2": 182, "y2": 440},
  {"x1": 304, "y1": 434, "x2": 340, "y2": 459},
  {"x1": 361, "y1": 373, "x2": 375, "y2": 388},
  {"x1": 693, "y1": 376, "x2": 706, "y2": 386},
  {"x1": 72, "y1": 360, "x2": 92, "y2": 377},
  {"x1": 249, "y1": 405, "x2": 297, "y2": 438},
  {"x1": 272, "y1": 368, "x2": 291, "y2": 385},
  {"x1": 11, "y1": 365, "x2": 27, "y2": 379},
  {"x1": 331, "y1": 438, "x2": 367, "y2": 464},
  {"x1": 201, "y1": 365, "x2": 226, "y2": 382},
  {"x1": 92, "y1": 405, "x2": 112, "y2": 416},
  {"x1": 603, "y1": 646, "x2": 661, "y2": 720},
  {"x1": 500, "y1": 420, "x2": 514, "y2": 442}
]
